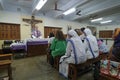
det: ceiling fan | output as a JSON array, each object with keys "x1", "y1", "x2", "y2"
[
  {"x1": 76, "y1": 10, "x2": 81, "y2": 16},
  {"x1": 51, "y1": 0, "x2": 63, "y2": 12},
  {"x1": 89, "y1": 14, "x2": 98, "y2": 19}
]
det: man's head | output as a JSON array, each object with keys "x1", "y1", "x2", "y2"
[
  {"x1": 112, "y1": 28, "x2": 120, "y2": 39},
  {"x1": 80, "y1": 27, "x2": 85, "y2": 33},
  {"x1": 74, "y1": 29, "x2": 82, "y2": 36},
  {"x1": 32, "y1": 15, "x2": 35, "y2": 20},
  {"x1": 35, "y1": 26, "x2": 39, "y2": 30}
]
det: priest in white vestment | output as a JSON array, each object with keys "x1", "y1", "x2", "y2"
[{"x1": 59, "y1": 30, "x2": 87, "y2": 78}]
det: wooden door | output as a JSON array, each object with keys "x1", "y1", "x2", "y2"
[{"x1": 44, "y1": 26, "x2": 62, "y2": 38}]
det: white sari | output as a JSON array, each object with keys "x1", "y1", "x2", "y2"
[
  {"x1": 59, "y1": 30, "x2": 87, "y2": 78},
  {"x1": 84, "y1": 28, "x2": 99, "y2": 59}
]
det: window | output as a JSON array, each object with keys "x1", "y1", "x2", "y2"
[
  {"x1": 99, "y1": 30, "x2": 113, "y2": 38},
  {"x1": 0, "y1": 23, "x2": 20, "y2": 40}
]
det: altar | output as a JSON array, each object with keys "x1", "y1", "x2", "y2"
[
  {"x1": 10, "y1": 43, "x2": 26, "y2": 51},
  {"x1": 10, "y1": 42, "x2": 26, "y2": 58},
  {"x1": 26, "y1": 38, "x2": 48, "y2": 57},
  {"x1": 10, "y1": 38, "x2": 48, "y2": 57}
]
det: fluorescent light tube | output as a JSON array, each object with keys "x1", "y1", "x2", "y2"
[
  {"x1": 35, "y1": 0, "x2": 47, "y2": 10},
  {"x1": 100, "y1": 20, "x2": 112, "y2": 24},
  {"x1": 91, "y1": 18, "x2": 103, "y2": 22},
  {"x1": 63, "y1": 8, "x2": 76, "y2": 15}
]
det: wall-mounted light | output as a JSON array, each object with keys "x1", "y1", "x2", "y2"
[
  {"x1": 35, "y1": 0, "x2": 47, "y2": 10},
  {"x1": 63, "y1": 8, "x2": 76, "y2": 15}
]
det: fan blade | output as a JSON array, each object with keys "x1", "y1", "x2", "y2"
[
  {"x1": 55, "y1": 9, "x2": 63, "y2": 11},
  {"x1": 55, "y1": 1, "x2": 57, "y2": 10},
  {"x1": 54, "y1": 1, "x2": 63, "y2": 11}
]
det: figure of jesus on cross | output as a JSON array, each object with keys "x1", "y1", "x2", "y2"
[{"x1": 23, "y1": 15, "x2": 42, "y2": 38}]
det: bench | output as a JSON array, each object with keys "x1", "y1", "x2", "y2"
[
  {"x1": 47, "y1": 52, "x2": 50, "y2": 63},
  {"x1": 54, "y1": 56, "x2": 61, "y2": 70},
  {"x1": 47, "y1": 52, "x2": 61, "y2": 70},
  {"x1": 0, "y1": 54, "x2": 13, "y2": 80},
  {"x1": 68, "y1": 54, "x2": 108, "y2": 80}
]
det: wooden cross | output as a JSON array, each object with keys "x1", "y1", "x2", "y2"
[{"x1": 23, "y1": 16, "x2": 42, "y2": 30}]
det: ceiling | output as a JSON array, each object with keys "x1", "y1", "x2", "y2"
[{"x1": 0, "y1": 0, "x2": 120, "y2": 25}]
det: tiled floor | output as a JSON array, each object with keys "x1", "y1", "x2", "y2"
[{"x1": 0, "y1": 55, "x2": 94, "y2": 80}]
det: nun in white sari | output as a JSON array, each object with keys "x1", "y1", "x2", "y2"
[
  {"x1": 59, "y1": 30, "x2": 87, "y2": 78},
  {"x1": 84, "y1": 28, "x2": 99, "y2": 59}
]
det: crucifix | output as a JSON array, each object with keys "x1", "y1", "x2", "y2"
[{"x1": 23, "y1": 15, "x2": 42, "y2": 31}]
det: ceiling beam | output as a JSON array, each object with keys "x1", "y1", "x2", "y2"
[
  {"x1": 72, "y1": 0, "x2": 120, "y2": 20},
  {"x1": 75, "y1": 4, "x2": 120, "y2": 22},
  {"x1": 55, "y1": 0, "x2": 90, "y2": 18},
  {"x1": 32, "y1": 0, "x2": 38, "y2": 15},
  {"x1": 0, "y1": 0, "x2": 4, "y2": 10}
]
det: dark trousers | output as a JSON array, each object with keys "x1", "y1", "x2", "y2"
[
  {"x1": 93, "y1": 61, "x2": 100, "y2": 80},
  {"x1": 50, "y1": 55, "x2": 54, "y2": 66}
]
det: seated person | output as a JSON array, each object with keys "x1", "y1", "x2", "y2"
[
  {"x1": 75, "y1": 28, "x2": 86, "y2": 43},
  {"x1": 50, "y1": 30, "x2": 67, "y2": 66},
  {"x1": 109, "y1": 28, "x2": 120, "y2": 62},
  {"x1": 59, "y1": 30, "x2": 87, "y2": 78},
  {"x1": 97, "y1": 39, "x2": 109, "y2": 54},
  {"x1": 83, "y1": 28, "x2": 99, "y2": 80},
  {"x1": 80, "y1": 27, "x2": 85, "y2": 43},
  {"x1": 47, "y1": 32, "x2": 55, "y2": 53},
  {"x1": 31, "y1": 26, "x2": 41, "y2": 38},
  {"x1": 84, "y1": 28, "x2": 99, "y2": 59},
  {"x1": 48, "y1": 32, "x2": 55, "y2": 48}
]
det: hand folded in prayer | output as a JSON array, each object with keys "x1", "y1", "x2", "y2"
[
  {"x1": 59, "y1": 56, "x2": 68, "y2": 64},
  {"x1": 59, "y1": 58, "x2": 64, "y2": 64}
]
